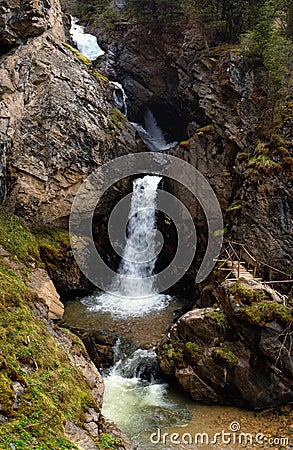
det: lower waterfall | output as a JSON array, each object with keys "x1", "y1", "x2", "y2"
[{"x1": 82, "y1": 175, "x2": 170, "y2": 318}]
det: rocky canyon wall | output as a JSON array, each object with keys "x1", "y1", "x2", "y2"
[
  {"x1": 0, "y1": 0, "x2": 144, "y2": 227},
  {"x1": 92, "y1": 20, "x2": 292, "y2": 278}
]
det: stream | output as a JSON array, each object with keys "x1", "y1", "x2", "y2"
[{"x1": 65, "y1": 19, "x2": 292, "y2": 450}]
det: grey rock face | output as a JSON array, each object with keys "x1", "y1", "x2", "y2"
[{"x1": 0, "y1": 0, "x2": 65, "y2": 50}]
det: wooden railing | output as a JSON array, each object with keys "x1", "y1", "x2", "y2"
[{"x1": 215, "y1": 241, "x2": 292, "y2": 286}]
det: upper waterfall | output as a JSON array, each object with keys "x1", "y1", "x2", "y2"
[
  {"x1": 70, "y1": 17, "x2": 104, "y2": 60},
  {"x1": 110, "y1": 81, "x2": 128, "y2": 116},
  {"x1": 131, "y1": 108, "x2": 178, "y2": 151}
]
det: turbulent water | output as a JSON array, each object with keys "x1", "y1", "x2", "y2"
[
  {"x1": 131, "y1": 108, "x2": 178, "y2": 151},
  {"x1": 70, "y1": 17, "x2": 104, "y2": 60},
  {"x1": 110, "y1": 81, "x2": 128, "y2": 116},
  {"x1": 82, "y1": 175, "x2": 170, "y2": 317},
  {"x1": 102, "y1": 348, "x2": 191, "y2": 449}
]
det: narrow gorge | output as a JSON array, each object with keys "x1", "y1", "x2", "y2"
[{"x1": 0, "y1": 0, "x2": 292, "y2": 449}]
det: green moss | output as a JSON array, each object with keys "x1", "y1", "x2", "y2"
[
  {"x1": 0, "y1": 373, "x2": 15, "y2": 416},
  {"x1": 243, "y1": 302, "x2": 293, "y2": 327},
  {"x1": 106, "y1": 108, "x2": 126, "y2": 140},
  {"x1": 184, "y1": 342, "x2": 202, "y2": 364},
  {"x1": 226, "y1": 200, "x2": 242, "y2": 212},
  {"x1": 98, "y1": 433, "x2": 123, "y2": 449},
  {"x1": 0, "y1": 208, "x2": 40, "y2": 262},
  {"x1": 228, "y1": 282, "x2": 264, "y2": 305},
  {"x1": 248, "y1": 154, "x2": 281, "y2": 175},
  {"x1": 212, "y1": 348, "x2": 238, "y2": 369},
  {"x1": 272, "y1": 146, "x2": 290, "y2": 158},
  {"x1": 90, "y1": 68, "x2": 109, "y2": 83},
  {"x1": 0, "y1": 262, "x2": 95, "y2": 449},
  {"x1": 196, "y1": 124, "x2": 215, "y2": 135},
  {"x1": 213, "y1": 45, "x2": 242, "y2": 56},
  {"x1": 106, "y1": 130, "x2": 118, "y2": 141},
  {"x1": 236, "y1": 151, "x2": 250, "y2": 162},
  {"x1": 32, "y1": 226, "x2": 70, "y2": 272},
  {"x1": 110, "y1": 107, "x2": 126, "y2": 129},
  {"x1": 0, "y1": 263, "x2": 34, "y2": 307},
  {"x1": 65, "y1": 44, "x2": 91, "y2": 66},
  {"x1": 179, "y1": 140, "x2": 190, "y2": 148},
  {"x1": 205, "y1": 310, "x2": 229, "y2": 331},
  {"x1": 161, "y1": 340, "x2": 184, "y2": 363},
  {"x1": 254, "y1": 140, "x2": 269, "y2": 156}
]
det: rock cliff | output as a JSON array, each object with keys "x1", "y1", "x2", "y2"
[
  {"x1": 91, "y1": 21, "x2": 292, "y2": 278},
  {"x1": 0, "y1": 1, "x2": 139, "y2": 448},
  {"x1": 0, "y1": 0, "x2": 143, "y2": 226}
]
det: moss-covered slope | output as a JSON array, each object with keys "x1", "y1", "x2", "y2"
[{"x1": 0, "y1": 209, "x2": 123, "y2": 450}]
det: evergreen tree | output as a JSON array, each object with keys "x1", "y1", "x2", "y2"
[
  {"x1": 242, "y1": 0, "x2": 291, "y2": 121},
  {"x1": 126, "y1": 0, "x2": 157, "y2": 21}
]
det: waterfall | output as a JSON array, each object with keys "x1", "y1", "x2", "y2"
[
  {"x1": 117, "y1": 175, "x2": 162, "y2": 297},
  {"x1": 69, "y1": 17, "x2": 176, "y2": 151},
  {"x1": 109, "y1": 81, "x2": 177, "y2": 151},
  {"x1": 70, "y1": 17, "x2": 104, "y2": 60},
  {"x1": 131, "y1": 108, "x2": 178, "y2": 151},
  {"x1": 82, "y1": 175, "x2": 170, "y2": 317},
  {"x1": 110, "y1": 81, "x2": 128, "y2": 116}
]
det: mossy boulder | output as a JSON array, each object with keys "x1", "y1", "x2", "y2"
[
  {"x1": 32, "y1": 226, "x2": 92, "y2": 295},
  {"x1": 212, "y1": 347, "x2": 238, "y2": 369},
  {"x1": 158, "y1": 280, "x2": 293, "y2": 409}
]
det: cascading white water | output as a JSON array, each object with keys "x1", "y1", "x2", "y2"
[
  {"x1": 82, "y1": 175, "x2": 170, "y2": 317},
  {"x1": 117, "y1": 176, "x2": 161, "y2": 297},
  {"x1": 110, "y1": 81, "x2": 128, "y2": 116},
  {"x1": 131, "y1": 108, "x2": 178, "y2": 151},
  {"x1": 109, "y1": 81, "x2": 177, "y2": 151},
  {"x1": 70, "y1": 17, "x2": 104, "y2": 60},
  {"x1": 102, "y1": 348, "x2": 190, "y2": 449}
]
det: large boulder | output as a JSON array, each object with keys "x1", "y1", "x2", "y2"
[{"x1": 157, "y1": 280, "x2": 293, "y2": 409}]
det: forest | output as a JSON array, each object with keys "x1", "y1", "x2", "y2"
[{"x1": 67, "y1": 0, "x2": 292, "y2": 115}]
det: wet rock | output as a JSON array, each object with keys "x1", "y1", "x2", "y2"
[
  {"x1": 99, "y1": 415, "x2": 136, "y2": 450},
  {"x1": 12, "y1": 382, "x2": 25, "y2": 410},
  {"x1": 65, "y1": 420, "x2": 99, "y2": 450},
  {"x1": 0, "y1": 414, "x2": 8, "y2": 424},
  {"x1": 69, "y1": 328, "x2": 118, "y2": 369}
]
